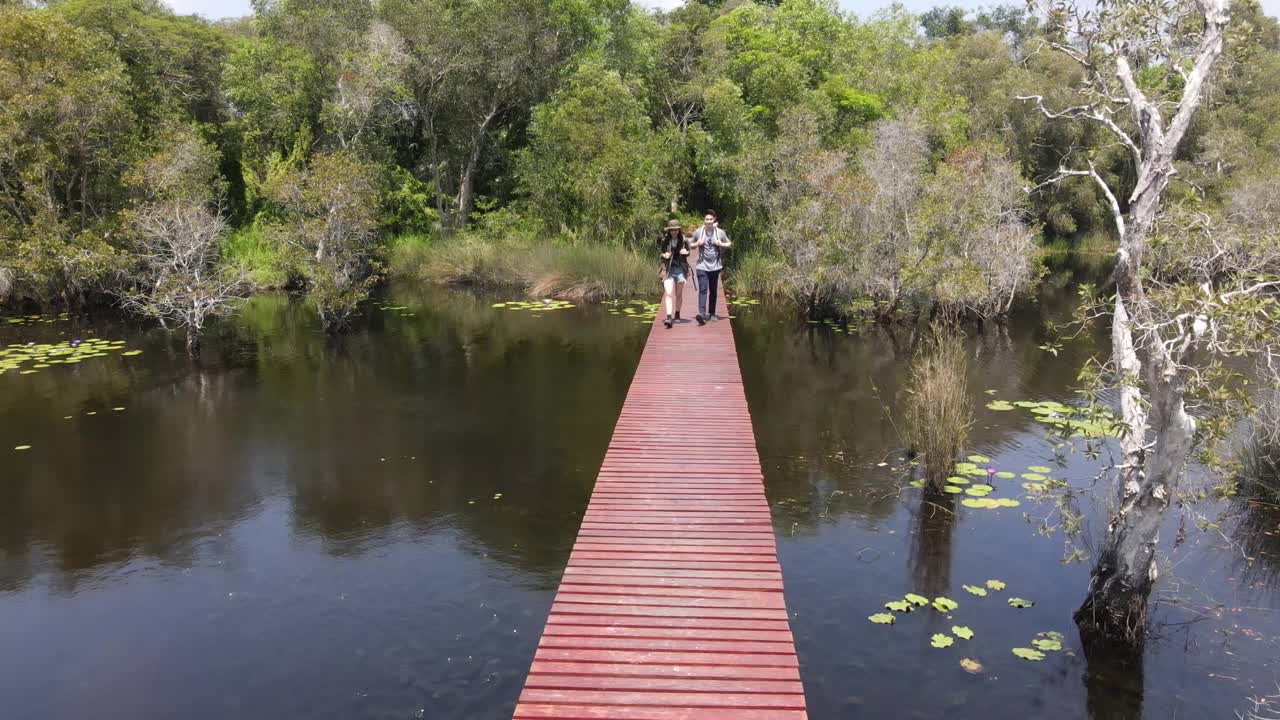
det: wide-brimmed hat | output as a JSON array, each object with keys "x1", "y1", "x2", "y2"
[{"x1": 665, "y1": 219, "x2": 683, "y2": 231}]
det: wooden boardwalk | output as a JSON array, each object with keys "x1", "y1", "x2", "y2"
[{"x1": 513, "y1": 276, "x2": 807, "y2": 719}]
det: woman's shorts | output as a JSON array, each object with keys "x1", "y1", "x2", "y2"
[{"x1": 666, "y1": 267, "x2": 687, "y2": 283}]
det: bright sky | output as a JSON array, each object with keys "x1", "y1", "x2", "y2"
[{"x1": 164, "y1": 0, "x2": 1279, "y2": 21}]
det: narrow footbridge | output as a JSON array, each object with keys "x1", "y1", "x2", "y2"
[{"x1": 513, "y1": 278, "x2": 808, "y2": 719}]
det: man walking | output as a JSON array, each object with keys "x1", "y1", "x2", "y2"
[{"x1": 690, "y1": 211, "x2": 732, "y2": 325}]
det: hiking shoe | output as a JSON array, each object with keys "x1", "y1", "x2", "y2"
[
  {"x1": 663, "y1": 317, "x2": 673, "y2": 329},
  {"x1": 675, "y1": 311, "x2": 681, "y2": 321},
  {"x1": 695, "y1": 314, "x2": 706, "y2": 326}
]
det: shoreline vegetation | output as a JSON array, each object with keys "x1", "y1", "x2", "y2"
[{"x1": 1, "y1": 0, "x2": 1277, "y2": 340}]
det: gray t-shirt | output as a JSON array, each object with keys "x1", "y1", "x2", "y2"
[{"x1": 695, "y1": 227, "x2": 726, "y2": 272}]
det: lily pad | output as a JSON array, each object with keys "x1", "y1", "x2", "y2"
[
  {"x1": 962, "y1": 585, "x2": 988, "y2": 597},
  {"x1": 122, "y1": 350, "x2": 143, "y2": 357},
  {"x1": 967, "y1": 455, "x2": 991, "y2": 463},
  {"x1": 994, "y1": 471, "x2": 1016, "y2": 479},
  {"x1": 1012, "y1": 647, "x2": 1046, "y2": 661},
  {"x1": 945, "y1": 476, "x2": 971, "y2": 485},
  {"x1": 885, "y1": 600, "x2": 911, "y2": 613},
  {"x1": 1021, "y1": 473, "x2": 1047, "y2": 481},
  {"x1": 943, "y1": 485, "x2": 963, "y2": 494},
  {"x1": 961, "y1": 498, "x2": 999, "y2": 509},
  {"x1": 932, "y1": 596, "x2": 959, "y2": 612},
  {"x1": 931, "y1": 634, "x2": 954, "y2": 648},
  {"x1": 1022, "y1": 482, "x2": 1047, "y2": 492},
  {"x1": 952, "y1": 626, "x2": 974, "y2": 640},
  {"x1": 986, "y1": 579, "x2": 1006, "y2": 590},
  {"x1": 986, "y1": 401, "x2": 1015, "y2": 411},
  {"x1": 995, "y1": 498, "x2": 1021, "y2": 508},
  {"x1": 905, "y1": 593, "x2": 929, "y2": 607},
  {"x1": 869, "y1": 613, "x2": 896, "y2": 625},
  {"x1": 1008, "y1": 597, "x2": 1035, "y2": 608},
  {"x1": 14, "y1": 445, "x2": 31, "y2": 451},
  {"x1": 1032, "y1": 638, "x2": 1062, "y2": 651},
  {"x1": 960, "y1": 657, "x2": 984, "y2": 674},
  {"x1": 1028, "y1": 465, "x2": 1052, "y2": 473}
]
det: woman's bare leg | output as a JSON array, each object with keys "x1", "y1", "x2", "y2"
[
  {"x1": 663, "y1": 277, "x2": 676, "y2": 317},
  {"x1": 674, "y1": 279, "x2": 685, "y2": 316}
]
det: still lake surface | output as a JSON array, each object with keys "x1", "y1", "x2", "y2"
[{"x1": 2, "y1": 258, "x2": 1277, "y2": 719}]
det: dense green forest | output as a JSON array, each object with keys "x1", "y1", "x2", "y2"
[{"x1": 1, "y1": 0, "x2": 1279, "y2": 336}]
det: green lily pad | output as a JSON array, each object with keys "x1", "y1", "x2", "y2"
[
  {"x1": 967, "y1": 455, "x2": 991, "y2": 463},
  {"x1": 14, "y1": 445, "x2": 31, "y2": 451},
  {"x1": 931, "y1": 633, "x2": 954, "y2": 648},
  {"x1": 905, "y1": 593, "x2": 929, "y2": 607},
  {"x1": 986, "y1": 579, "x2": 1006, "y2": 590},
  {"x1": 943, "y1": 485, "x2": 963, "y2": 494},
  {"x1": 932, "y1": 596, "x2": 959, "y2": 612},
  {"x1": 994, "y1": 471, "x2": 1016, "y2": 479},
  {"x1": 885, "y1": 600, "x2": 911, "y2": 613},
  {"x1": 1028, "y1": 466, "x2": 1052, "y2": 473},
  {"x1": 986, "y1": 401, "x2": 1015, "y2": 411},
  {"x1": 1012, "y1": 647, "x2": 1045, "y2": 661},
  {"x1": 1008, "y1": 597, "x2": 1035, "y2": 608},
  {"x1": 1032, "y1": 638, "x2": 1062, "y2": 651},
  {"x1": 962, "y1": 498, "x2": 999, "y2": 509},
  {"x1": 995, "y1": 498, "x2": 1021, "y2": 508},
  {"x1": 869, "y1": 613, "x2": 896, "y2": 625},
  {"x1": 963, "y1": 584, "x2": 988, "y2": 597},
  {"x1": 965, "y1": 467, "x2": 991, "y2": 477},
  {"x1": 954, "y1": 462, "x2": 978, "y2": 473},
  {"x1": 965, "y1": 487, "x2": 991, "y2": 497},
  {"x1": 1021, "y1": 473, "x2": 1047, "y2": 481},
  {"x1": 122, "y1": 350, "x2": 143, "y2": 357},
  {"x1": 952, "y1": 626, "x2": 974, "y2": 640},
  {"x1": 946, "y1": 476, "x2": 971, "y2": 485},
  {"x1": 1022, "y1": 482, "x2": 1047, "y2": 492}
]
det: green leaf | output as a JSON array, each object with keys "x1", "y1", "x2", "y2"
[
  {"x1": 1021, "y1": 473, "x2": 1047, "y2": 481},
  {"x1": 1012, "y1": 647, "x2": 1046, "y2": 661},
  {"x1": 945, "y1": 476, "x2": 971, "y2": 485},
  {"x1": 1008, "y1": 597, "x2": 1035, "y2": 608},
  {"x1": 967, "y1": 455, "x2": 991, "y2": 463},
  {"x1": 986, "y1": 401, "x2": 1014, "y2": 411},
  {"x1": 869, "y1": 613, "x2": 896, "y2": 625},
  {"x1": 962, "y1": 498, "x2": 999, "y2": 509},
  {"x1": 995, "y1": 498, "x2": 1021, "y2": 508},
  {"x1": 1028, "y1": 466, "x2": 1052, "y2": 473},
  {"x1": 952, "y1": 626, "x2": 974, "y2": 640},
  {"x1": 995, "y1": 471, "x2": 1016, "y2": 479},
  {"x1": 1022, "y1": 482, "x2": 1046, "y2": 492},
  {"x1": 905, "y1": 593, "x2": 929, "y2": 607},
  {"x1": 931, "y1": 633, "x2": 954, "y2": 648},
  {"x1": 943, "y1": 485, "x2": 963, "y2": 494},
  {"x1": 962, "y1": 584, "x2": 987, "y2": 597},
  {"x1": 986, "y1": 579, "x2": 1006, "y2": 590},
  {"x1": 1032, "y1": 638, "x2": 1062, "y2": 651},
  {"x1": 885, "y1": 600, "x2": 911, "y2": 612}
]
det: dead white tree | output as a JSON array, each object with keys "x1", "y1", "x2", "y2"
[
  {"x1": 1021, "y1": 0, "x2": 1243, "y2": 641},
  {"x1": 121, "y1": 129, "x2": 246, "y2": 354}
]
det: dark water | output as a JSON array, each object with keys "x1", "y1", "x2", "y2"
[{"x1": 2, "y1": 262, "x2": 1278, "y2": 719}]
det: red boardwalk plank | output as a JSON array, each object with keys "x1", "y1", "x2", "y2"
[{"x1": 514, "y1": 272, "x2": 807, "y2": 719}]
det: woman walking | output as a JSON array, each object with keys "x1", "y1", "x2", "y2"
[
  {"x1": 689, "y1": 211, "x2": 732, "y2": 325},
  {"x1": 658, "y1": 219, "x2": 690, "y2": 329}
]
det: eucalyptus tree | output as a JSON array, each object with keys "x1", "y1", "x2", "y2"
[{"x1": 1018, "y1": 0, "x2": 1280, "y2": 643}]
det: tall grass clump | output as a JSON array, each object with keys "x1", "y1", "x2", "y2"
[
  {"x1": 729, "y1": 251, "x2": 791, "y2": 299},
  {"x1": 388, "y1": 232, "x2": 653, "y2": 302},
  {"x1": 1241, "y1": 393, "x2": 1280, "y2": 501},
  {"x1": 220, "y1": 224, "x2": 292, "y2": 289},
  {"x1": 904, "y1": 326, "x2": 973, "y2": 491}
]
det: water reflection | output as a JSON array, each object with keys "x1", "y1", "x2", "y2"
[{"x1": 0, "y1": 287, "x2": 646, "y2": 719}]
